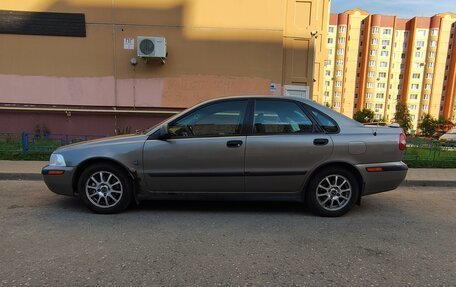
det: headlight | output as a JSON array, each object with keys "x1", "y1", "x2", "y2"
[{"x1": 49, "y1": 154, "x2": 66, "y2": 167}]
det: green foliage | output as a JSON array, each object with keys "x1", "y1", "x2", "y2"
[
  {"x1": 394, "y1": 103, "x2": 412, "y2": 134},
  {"x1": 418, "y1": 114, "x2": 438, "y2": 137},
  {"x1": 353, "y1": 109, "x2": 374, "y2": 123}
]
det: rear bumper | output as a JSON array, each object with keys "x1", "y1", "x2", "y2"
[
  {"x1": 356, "y1": 161, "x2": 408, "y2": 196},
  {"x1": 42, "y1": 165, "x2": 76, "y2": 196}
]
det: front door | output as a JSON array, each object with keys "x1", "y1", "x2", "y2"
[
  {"x1": 245, "y1": 99, "x2": 333, "y2": 193},
  {"x1": 143, "y1": 100, "x2": 249, "y2": 193}
]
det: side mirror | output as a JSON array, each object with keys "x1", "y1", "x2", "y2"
[{"x1": 158, "y1": 124, "x2": 171, "y2": 140}]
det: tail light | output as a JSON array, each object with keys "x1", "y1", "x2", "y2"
[{"x1": 399, "y1": 133, "x2": 406, "y2": 151}]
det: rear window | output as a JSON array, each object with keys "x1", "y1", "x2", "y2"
[{"x1": 309, "y1": 109, "x2": 339, "y2": 133}]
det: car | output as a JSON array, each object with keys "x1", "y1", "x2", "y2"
[
  {"x1": 42, "y1": 96, "x2": 408, "y2": 217},
  {"x1": 439, "y1": 127, "x2": 456, "y2": 146}
]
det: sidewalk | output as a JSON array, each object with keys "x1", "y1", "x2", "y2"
[{"x1": 0, "y1": 160, "x2": 455, "y2": 187}]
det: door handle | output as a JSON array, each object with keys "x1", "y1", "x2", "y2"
[
  {"x1": 313, "y1": 138, "x2": 329, "y2": 146},
  {"x1": 227, "y1": 140, "x2": 243, "y2": 148}
]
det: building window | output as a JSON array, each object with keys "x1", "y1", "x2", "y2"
[
  {"x1": 408, "y1": 104, "x2": 417, "y2": 110},
  {"x1": 370, "y1": 50, "x2": 377, "y2": 56},
  {"x1": 368, "y1": 71, "x2": 375, "y2": 77},
  {"x1": 410, "y1": 94, "x2": 418, "y2": 100},
  {"x1": 375, "y1": 103, "x2": 383, "y2": 109},
  {"x1": 324, "y1": 91, "x2": 330, "y2": 97},
  {"x1": 336, "y1": 60, "x2": 344, "y2": 66},
  {"x1": 325, "y1": 70, "x2": 331, "y2": 76},
  {"x1": 369, "y1": 60, "x2": 376, "y2": 67},
  {"x1": 381, "y1": 40, "x2": 390, "y2": 46},
  {"x1": 425, "y1": 84, "x2": 431, "y2": 90},
  {"x1": 376, "y1": 93, "x2": 384, "y2": 99},
  {"x1": 372, "y1": 38, "x2": 378, "y2": 45},
  {"x1": 378, "y1": 83, "x2": 386, "y2": 89},
  {"x1": 325, "y1": 81, "x2": 330, "y2": 87},
  {"x1": 339, "y1": 26, "x2": 346, "y2": 33},
  {"x1": 383, "y1": 28, "x2": 392, "y2": 35},
  {"x1": 411, "y1": 84, "x2": 419, "y2": 90},
  {"x1": 430, "y1": 40, "x2": 437, "y2": 47},
  {"x1": 381, "y1": 51, "x2": 389, "y2": 57},
  {"x1": 372, "y1": 27, "x2": 379, "y2": 34},
  {"x1": 423, "y1": 94, "x2": 430, "y2": 100},
  {"x1": 334, "y1": 92, "x2": 341, "y2": 98},
  {"x1": 329, "y1": 26, "x2": 335, "y2": 33},
  {"x1": 414, "y1": 62, "x2": 421, "y2": 68},
  {"x1": 334, "y1": 102, "x2": 341, "y2": 108},
  {"x1": 380, "y1": 61, "x2": 388, "y2": 67},
  {"x1": 426, "y1": 73, "x2": 433, "y2": 79},
  {"x1": 328, "y1": 49, "x2": 333, "y2": 55},
  {"x1": 415, "y1": 51, "x2": 423, "y2": 58},
  {"x1": 431, "y1": 29, "x2": 438, "y2": 36},
  {"x1": 428, "y1": 62, "x2": 434, "y2": 68},
  {"x1": 336, "y1": 81, "x2": 342, "y2": 87},
  {"x1": 367, "y1": 82, "x2": 374, "y2": 88},
  {"x1": 417, "y1": 30, "x2": 426, "y2": 37},
  {"x1": 336, "y1": 70, "x2": 343, "y2": 77},
  {"x1": 366, "y1": 103, "x2": 372, "y2": 109},
  {"x1": 337, "y1": 48, "x2": 344, "y2": 55},
  {"x1": 378, "y1": 72, "x2": 387, "y2": 78},
  {"x1": 422, "y1": 104, "x2": 429, "y2": 110},
  {"x1": 429, "y1": 51, "x2": 436, "y2": 58},
  {"x1": 328, "y1": 38, "x2": 334, "y2": 44},
  {"x1": 338, "y1": 37, "x2": 346, "y2": 44},
  {"x1": 417, "y1": 40, "x2": 425, "y2": 47},
  {"x1": 412, "y1": 73, "x2": 421, "y2": 79}
]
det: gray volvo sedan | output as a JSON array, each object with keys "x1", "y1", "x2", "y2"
[{"x1": 42, "y1": 96, "x2": 408, "y2": 216}]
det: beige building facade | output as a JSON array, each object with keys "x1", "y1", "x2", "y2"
[
  {"x1": 326, "y1": 10, "x2": 456, "y2": 132},
  {"x1": 0, "y1": 0, "x2": 330, "y2": 135}
]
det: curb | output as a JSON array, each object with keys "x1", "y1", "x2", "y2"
[
  {"x1": 0, "y1": 173, "x2": 43, "y2": 181},
  {"x1": 401, "y1": 180, "x2": 456, "y2": 187}
]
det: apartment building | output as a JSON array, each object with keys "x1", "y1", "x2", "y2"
[{"x1": 325, "y1": 9, "x2": 456, "y2": 132}]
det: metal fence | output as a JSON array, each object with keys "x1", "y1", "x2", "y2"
[
  {"x1": 404, "y1": 137, "x2": 456, "y2": 167},
  {"x1": 0, "y1": 132, "x2": 108, "y2": 159}
]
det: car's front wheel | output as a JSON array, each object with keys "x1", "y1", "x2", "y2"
[
  {"x1": 78, "y1": 163, "x2": 133, "y2": 214},
  {"x1": 305, "y1": 167, "x2": 359, "y2": 217}
]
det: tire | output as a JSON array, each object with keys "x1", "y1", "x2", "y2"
[
  {"x1": 305, "y1": 167, "x2": 359, "y2": 217},
  {"x1": 78, "y1": 163, "x2": 133, "y2": 214}
]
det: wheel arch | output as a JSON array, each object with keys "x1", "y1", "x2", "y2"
[
  {"x1": 72, "y1": 157, "x2": 139, "y2": 199},
  {"x1": 303, "y1": 161, "x2": 365, "y2": 202}
]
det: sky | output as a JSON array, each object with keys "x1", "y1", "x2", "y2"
[{"x1": 331, "y1": 0, "x2": 456, "y2": 18}]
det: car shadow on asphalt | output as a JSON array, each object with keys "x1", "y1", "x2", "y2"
[{"x1": 53, "y1": 196, "x2": 387, "y2": 217}]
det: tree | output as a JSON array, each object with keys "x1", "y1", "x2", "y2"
[
  {"x1": 419, "y1": 114, "x2": 438, "y2": 137},
  {"x1": 353, "y1": 109, "x2": 374, "y2": 123},
  {"x1": 394, "y1": 102, "x2": 412, "y2": 134}
]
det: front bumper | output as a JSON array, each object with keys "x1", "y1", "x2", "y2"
[
  {"x1": 356, "y1": 161, "x2": 408, "y2": 196},
  {"x1": 42, "y1": 165, "x2": 76, "y2": 196}
]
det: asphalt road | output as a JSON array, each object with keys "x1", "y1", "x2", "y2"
[{"x1": 0, "y1": 181, "x2": 455, "y2": 287}]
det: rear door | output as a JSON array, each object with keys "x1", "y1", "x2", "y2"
[{"x1": 245, "y1": 99, "x2": 333, "y2": 193}]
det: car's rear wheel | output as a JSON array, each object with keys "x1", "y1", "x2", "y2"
[
  {"x1": 78, "y1": 163, "x2": 132, "y2": 214},
  {"x1": 305, "y1": 167, "x2": 359, "y2": 217}
]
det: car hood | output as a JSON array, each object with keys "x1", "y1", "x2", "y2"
[{"x1": 55, "y1": 134, "x2": 148, "y2": 152}]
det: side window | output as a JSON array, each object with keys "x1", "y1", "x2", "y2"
[
  {"x1": 309, "y1": 109, "x2": 339, "y2": 133},
  {"x1": 253, "y1": 100, "x2": 313, "y2": 134},
  {"x1": 168, "y1": 100, "x2": 247, "y2": 137}
]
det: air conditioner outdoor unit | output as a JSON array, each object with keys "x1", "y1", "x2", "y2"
[{"x1": 137, "y1": 36, "x2": 167, "y2": 62}]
